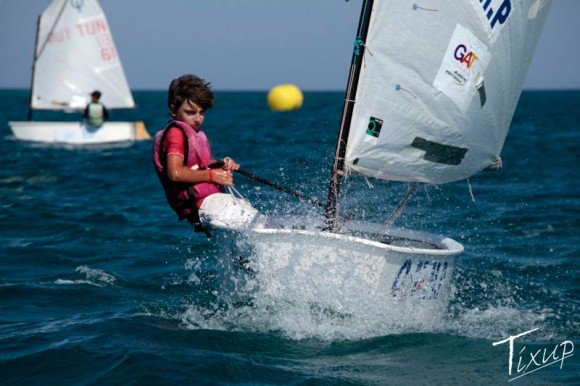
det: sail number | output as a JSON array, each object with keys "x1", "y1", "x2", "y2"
[
  {"x1": 46, "y1": 18, "x2": 116, "y2": 61},
  {"x1": 391, "y1": 259, "x2": 449, "y2": 300},
  {"x1": 478, "y1": 0, "x2": 512, "y2": 29},
  {"x1": 96, "y1": 34, "x2": 117, "y2": 61}
]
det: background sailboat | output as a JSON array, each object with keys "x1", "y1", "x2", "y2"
[
  {"x1": 224, "y1": 0, "x2": 552, "y2": 316},
  {"x1": 8, "y1": 0, "x2": 149, "y2": 144}
]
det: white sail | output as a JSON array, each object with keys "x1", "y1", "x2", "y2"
[
  {"x1": 31, "y1": 0, "x2": 135, "y2": 110},
  {"x1": 344, "y1": 0, "x2": 551, "y2": 184}
]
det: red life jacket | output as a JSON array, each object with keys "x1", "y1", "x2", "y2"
[{"x1": 153, "y1": 120, "x2": 223, "y2": 221}]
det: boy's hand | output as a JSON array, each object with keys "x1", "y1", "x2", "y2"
[
  {"x1": 213, "y1": 169, "x2": 233, "y2": 186},
  {"x1": 223, "y1": 157, "x2": 239, "y2": 171}
]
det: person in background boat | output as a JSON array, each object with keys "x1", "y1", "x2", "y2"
[
  {"x1": 84, "y1": 90, "x2": 109, "y2": 127},
  {"x1": 153, "y1": 74, "x2": 259, "y2": 235}
]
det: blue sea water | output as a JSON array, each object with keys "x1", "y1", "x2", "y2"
[{"x1": 0, "y1": 89, "x2": 578, "y2": 385}]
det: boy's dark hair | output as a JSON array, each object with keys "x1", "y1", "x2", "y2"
[{"x1": 168, "y1": 74, "x2": 214, "y2": 112}]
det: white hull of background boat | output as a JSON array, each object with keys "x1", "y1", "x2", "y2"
[
  {"x1": 8, "y1": 121, "x2": 150, "y2": 144},
  {"x1": 215, "y1": 222, "x2": 463, "y2": 317}
]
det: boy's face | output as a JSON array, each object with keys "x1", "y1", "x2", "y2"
[{"x1": 170, "y1": 99, "x2": 205, "y2": 131}]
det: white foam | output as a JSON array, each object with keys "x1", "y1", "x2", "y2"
[
  {"x1": 55, "y1": 265, "x2": 117, "y2": 287},
  {"x1": 181, "y1": 228, "x2": 456, "y2": 341}
]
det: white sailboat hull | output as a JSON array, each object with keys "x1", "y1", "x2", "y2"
[
  {"x1": 8, "y1": 121, "x2": 150, "y2": 145},
  {"x1": 216, "y1": 221, "x2": 463, "y2": 318}
]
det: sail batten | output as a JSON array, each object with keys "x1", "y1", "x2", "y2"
[
  {"x1": 342, "y1": 0, "x2": 551, "y2": 185},
  {"x1": 31, "y1": 0, "x2": 135, "y2": 111}
]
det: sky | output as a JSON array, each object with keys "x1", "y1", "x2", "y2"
[{"x1": 0, "y1": 0, "x2": 578, "y2": 91}]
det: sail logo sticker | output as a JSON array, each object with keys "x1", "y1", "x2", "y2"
[
  {"x1": 454, "y1": 45, "x2": 479, "y2": 69},
  {"x1": 366, "y1": 117, "x2": 383, "y2": 138},
  {"x1": 433, "y1": 24, "x2": 490, "y2": 112}
]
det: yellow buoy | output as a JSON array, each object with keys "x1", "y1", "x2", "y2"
[{"x1": 267, "y1": 84, "x2": 303, "y2": 111}]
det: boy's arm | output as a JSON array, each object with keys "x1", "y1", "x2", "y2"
[
  {"x1": 164, "y1": 127, "x2": 233, "y2": 185},
  {"x1": 166, "y1": 155, "x2": 233, "y2": 186}
]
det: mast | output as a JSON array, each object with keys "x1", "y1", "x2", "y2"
[
  {"x1": 324, "y1": 0, "x2": 375, "y2": 230},
  {"x1": 27, "y1": 0, "x2": 68, "y2": 119}
]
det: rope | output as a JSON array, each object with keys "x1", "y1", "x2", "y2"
[
  {"x1": 384, "y1": 184, "x2": 419, "y2": 228},
  {"x1": 467, "y1": 178, "x2": 476, "y2": 202},
  {"x1": 227, "y1": 185, "x2": 246, "y2": 205},
  {"x1": 234, "y1": 169, "x2": 326, "y2": 210}
]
